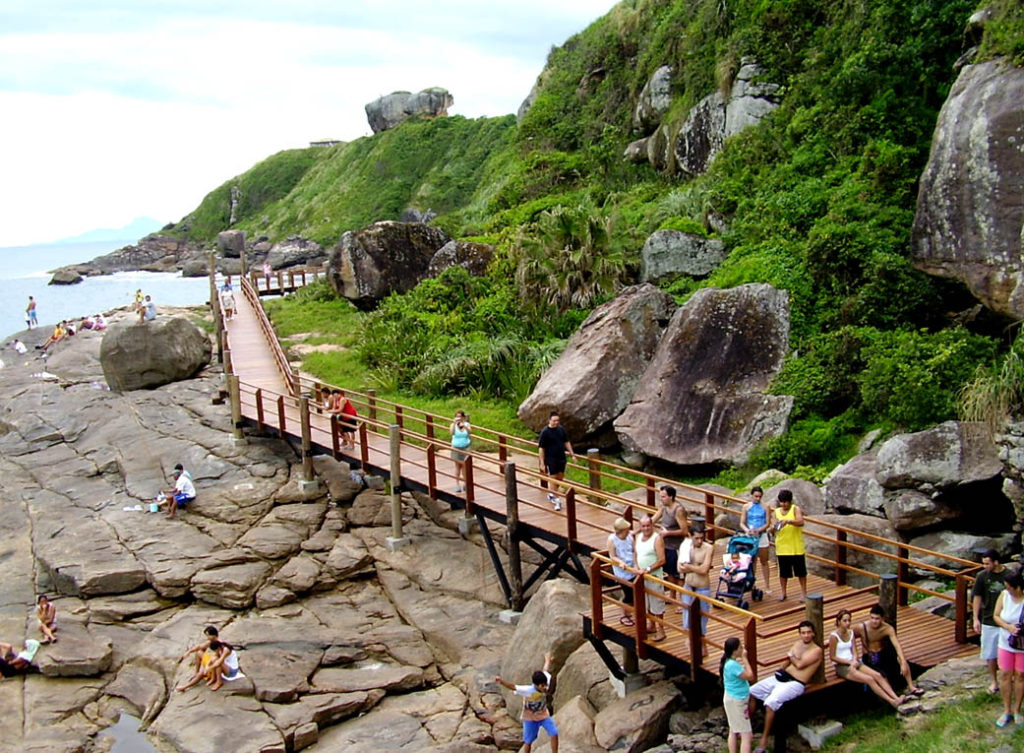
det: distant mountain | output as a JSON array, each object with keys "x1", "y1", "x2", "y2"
[{"x1": 53, "y1": 217, "x2": 163, "y2": 244}]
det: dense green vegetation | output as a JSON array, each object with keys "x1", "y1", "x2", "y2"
[{"x1": 198, "y1": 0, "x2": 1024, "y2": 479}]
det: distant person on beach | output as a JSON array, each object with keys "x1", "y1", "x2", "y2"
[
  {"x1": 38, "y1": 321, "x2": 66, "y2": 351},
  {"x1": 220, "y1": 286, "x2": 236, "y2": 321},
  {"x1": 156, "y1": 463, "x2": 196, "y2": 518},
  {"x1": 35, "y1": 595, "x2": 57, "y2": 644},
  {"x1": 221, "y1": 276, "x2": 233, "y2": 292},
  {"x1": 134, "y1": 289, "x2": 144, "y2": 315},
  {"x1": 25, "y1": 296, "x2": 37, "y2": 329},
  {"x1": 0, "y1": 639, "x2": 41, "y2": 677},
  {"x1": 450, "y1": 410, "x2": 471, "y2": 492},
  {"x1": 495, "y1": 652, "x2": 558, "y2": 753},
  {"x1": 263, "y1": 261, "x2": 272, "y2": 289},
  {"x1": 93, "y1": 313, "x2": 107, "y2": 330},
  {"x1": 138, "y1": 295, "x2": 157, "y2": 323},
  {"x1": 64, "y1": 319, "x2": 76, "y2": 336},
  {"x1": 11, "y1": 339, "x2": 27, "y2": 355},
  {"x1": 538, "y1": 411, "x2": 573, "y2": 512}
]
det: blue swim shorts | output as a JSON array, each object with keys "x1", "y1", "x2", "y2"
[{"x1": 523, "y1": 717, "x2": 558, "y2": 744}]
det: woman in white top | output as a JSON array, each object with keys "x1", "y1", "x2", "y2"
[
  {"x1": 993, "y1": 570, "x2": 1024, "y2": 727},
  {"x1": 827, "y1": 609, "x2": 903, "y2": 709}
]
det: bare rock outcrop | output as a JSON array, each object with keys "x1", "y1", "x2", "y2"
[
  {"x1": 365, "y1": 87, "x2": 453, "y2": 133},
  {"x1": 266, "y1": 236, "x2": 326, "y2": 269},
  {"x1": 427, "y1": 240, "x2": 495, "y2": 278},
  {"x1": 633, "y1": 65, "x2": 673, "y2": 135},
  {"x1": 100, "y1": 316, "x2": 212, "y2": 392},
  {"x1": 218, "y1": 230, "x2": 246, "y2": 259},
  {"x1": 327, "y1": 221, "x2": 451, "y2": 310},
  {"x1": 639, "y1": 229, "x2": 727, "y2": 282},
  {"x1": 911, "y1": 60, "x2": 1024, "y2": 318},
  {"x1": 875, "y1": 421, "x2": 1003, "y2": 489},
  {"x1": 614, "y1": 284, "x2": 793, "y2": 467},
  {"x1": 518, "y1": 284, "x2": 676, "y2": 443},
  {"x1": 675, "y1": 91, "x2": 726, "y2": 177}
]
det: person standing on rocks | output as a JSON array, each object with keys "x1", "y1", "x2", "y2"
[
  {"x1": 156, "y1": 463, "x2": 196, "y2": 518},
  {"x1": 973, "y1": 548, "x2": 1007, "y2": 694},
  {"x1": 657, "y1": 485, "x2": 690, "y2": 590},
  {"x1": 495, "y1": 651, "x2": 558, "y2": 753},
  {"x1": 992, "y1": 569, "x2": 1024, "y2": 727},
  {"x1": 538, "y1": 411, "x2": 573, "y2": 512},
  {"x1": 740, "y1": 486, "x2": 772, "y2": 595},
  {"x1": 772, "y1": 489, "x2": 806, "y2": 602},
  {"x1": 635, "y1": 514, "x2": 667, "y2": 642},
  {"x1": 450, "y1": 410, "x2": 472, "y2": 492},
  {"x1": 748, "y1": 620, "x2": 822, "y2": 753},
  {"x1": 25, "y1": 296, "x2": 37, "y2": 329}
]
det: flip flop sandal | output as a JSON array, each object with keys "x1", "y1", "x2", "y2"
[{"x1": 619, "y1": 616, "x2": 635, "y2": 627}]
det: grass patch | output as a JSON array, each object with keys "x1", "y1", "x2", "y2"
[{"x1": 824, "y1": 691, "x2": 1024, "y2": 752}]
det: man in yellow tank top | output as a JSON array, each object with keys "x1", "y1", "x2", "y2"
[{"x1": 773, "y1": 489, "x2": 807, "y2": 602}]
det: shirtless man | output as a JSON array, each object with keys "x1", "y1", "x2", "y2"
[
  {"x1": 679, "y1": 527, "x2": 713, "y2": 634},
  {"x1": 740, "y1": 486, "x2": 772, "y2": 595},
  {"x1": 854, "y1": 604, "x2": 923, "y2": 696},
  {"x1": 657, "y1": 485, "x2": 690, "y2": 588},
  {"x1": 748, "y1": 621, "x2": 822, "y2": 753}
]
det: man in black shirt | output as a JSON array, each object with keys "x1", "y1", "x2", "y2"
[
  {"x1": 538, "y1": 411, "x2": 574, "y2": 511},
  {"x1": 973, "y1": 548, "x2": 1007, "y2": 694}
]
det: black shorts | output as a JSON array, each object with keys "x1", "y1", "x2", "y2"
[
  {"x1": 664, "y1": 548, "x2": 679, "y2": 578},
  {"x1": 544, "y1": 458, "x2": 567, "y2": 476},
  {"x1": 777, "y1": 554, "x2": 807, "y2": 579}
]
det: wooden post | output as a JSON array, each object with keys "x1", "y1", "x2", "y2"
[
  {"x1": 331, "y1": 415, "x2": 341, "y2": 460},
  {"x1": 704, "y1": 492, "x2": 716, "y2": 542},
  {"x1": 566, "y1": 488, "x2": 578, "y2": 545},
  {"x1": 896, "y1": 546, "x2": 909, "y2": 607},
  {"x1": 359, "y1": 423, "x2": 369, "y2": 467},
  {"x1": 464, "y1": 456, "x2": 475, "y2": 512},
  {"x1": 395, "y1": 405, "x2": 404, "y2": 433},
  {"x1": 209, "y1": 250, "x2": 223, "y2": 363},
  {"x1": 624, "y1": 504, "x2": 633, "y2": 525},
  {"x1": 745, "y1": 617, "x2": 759, "y2": 682},
  {"x1": 646, "y1": 477, "x2": 656, "y2": 508},
  {"x1": 835, "y1": 529, "x2": 848, "y2": 586},
  {"x1": 276, "y1": 269, "x2": 283, "y2": 293},
  {"x1": 687, "y1": 595, "x2": 704, "y2": 679},
  {"x1": 299, "y1": 396, "x2": 314, "y2": 482},
  {"x1": 426, "y1": 445, "x2": 437, "y2": 497},
  {"x1": 239, "y1": 239, "x2": 247, "y2": 280},
  {"x1": 587, "y1": 448, "x2": 601, "y2": 492},
  {"x1": 425, "y1": 414, "x2": 435, "y2": 442},
  {"x1": 498, "y1": 436, "x2": 508, "y2": 469},
  {"x1": 227, "y1": 374, "x2": 243, "y2": 440},
  {"x1": 590, "y1": 557, "x2": 604, "y2": 639},
  {"x1": 389, "y1": 425, "x2": 403, "y2": 540},
  {"x1": 506, "y1": 462, "x2": 524, "y2": 611},
  {"x1": 955, "y1": 572, "x2": 969, "y2": 643},
  {"x1": 223, "y1": 347, "x2": 232, "y2": 376},
  {"x1": 880, "y1": 573, "x2": 899, "y2": 629},
  {"x1": 632, "y1": 576, "x2": 648, "y2": 659},
  {"x1": 805, "y1": 594, "x2": 826, "y2": 684},
  {"x1": 255, "y1": 388, "x2": 265, "y2": 432}
]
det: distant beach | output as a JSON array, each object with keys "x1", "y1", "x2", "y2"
[{"x1": 0, "y1": 240, "x2": 210, "y2": 340}]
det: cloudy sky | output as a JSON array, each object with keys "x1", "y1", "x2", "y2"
[{"x1": 0, "y1": 1, "x2": 619, "y2": 247}]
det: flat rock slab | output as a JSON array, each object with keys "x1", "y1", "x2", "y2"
[
  {"x1": 191, "y1": 561, "x2": 273, "y2": 609},
  {"x1": 103, "y1": 663, "x2": 167, "y2": 719},
  {"x1": 150, "y1": 690, "x2": 285, "y2": 753},
  {"x1": 35, "y1": 621, "x2": 113, "y2": 677},
  {"x1": 312, "y1": 660, "x2": 424, "y2": 693}
]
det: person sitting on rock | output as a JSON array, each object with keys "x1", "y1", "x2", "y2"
[
  {"x1": 92, "y1": 313, "x2": 107, "y2": 330},
  {"x1": 138, "y1": 295, "x2": 157, "y2": 323},
  {"x1": 11, "y1": 339, "x2": 27, "y2": 355},
  {"x1": 177, "y1": 633, "x2": 233, "y2": 692},
  {"x1": 36, "y1": 595, "x2": 57, "y2": 644},
  {"x1": 38, "y1": 322, "x2": 65, "y2": 351},
  {"x1": 179, "y1": 625, "x2": 221, "y2": 677},
  {"x1": 156, "y1": 464, "x2": 196, "y2": 519},
  {"x1": 0, "y1": 639, "x2": 41, "y2": 677},
  {"x1": 495, "y1": 652, "x2": 558, "y2": 753}
]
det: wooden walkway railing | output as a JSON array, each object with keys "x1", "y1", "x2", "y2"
[{"x1": 217, "y1": 271, "x2": 984, "y2": 682}]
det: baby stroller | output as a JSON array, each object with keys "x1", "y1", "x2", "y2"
[{"x1": 713, "y1": 533, "x2": 764, "y2": 610}]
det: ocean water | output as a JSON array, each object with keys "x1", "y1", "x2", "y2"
[{"x1": 0, "y1": 240, "x2": 212, "y2": 340}]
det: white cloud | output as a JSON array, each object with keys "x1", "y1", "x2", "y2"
[{"x1": 0, "y1": 1, "x2": 619, "y2": 246}]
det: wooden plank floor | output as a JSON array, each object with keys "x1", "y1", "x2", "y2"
[{"x1": 224, "y1": 284, "x2": 977, "y2": 685}]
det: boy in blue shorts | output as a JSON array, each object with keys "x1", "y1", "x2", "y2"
[{"x1": 496, "y1": 652, "x2": 558, "y2": 752}]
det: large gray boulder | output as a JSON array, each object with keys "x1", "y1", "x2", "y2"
[
  {"x1": 100, "y1": 317, "x2": 211, "y2": 392},
  {"x1": 725, "y1": 59, "x2": 781, "y2": 139},
  {"x1": 804, "y1": 513, "x2": 900, "y2": 587},
  {"x1": 427, "y1": 240, "x2": 494, "y2": 278},
  {"x1": 365, "y1": 87, "x2": 453, "y2": 133},
  {"x1": 217, "y1": 230, "x2": 246, "y2": 259},
  {"x1": 614, "y1": 284, "x2": 793, "y2": 467},
  {"x1": 675, "y1": 91, "x2": 726, "y2": 176},
  {"x1": 327, "y1": 221, "x2": 451, "y2": 309},
  {"x1": 911, "y1": 60, "x2": 1024, "y2": 319},
  {"x1": 639, "y1": 229, "x2": 727, "y2": 282},
  {"x1": 517, "y1": 284, "x2": 676, "y2": 443},
  {"x1": 763, "y1": 478, "x2": 825, "y2": 517},
  {"x1": 875, "y1": 421, "x2": 1003, "y2": 489},
  {"x1": 825, "y1": 451, "x2": 886, "y2": 517},
  {"x1": 633, "y1": 65, "x2": 673, "y2": 135},
  {"x1": 266, "y1": 237, "x2": 325, "y2": 270},
  {"x1": 593, "y1": 681, "x2": 680, "y2": 753}
]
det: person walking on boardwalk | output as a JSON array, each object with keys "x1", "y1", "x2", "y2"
[
  {"x1": 992, "y1": 569, "x2": 1024, "y2": 727},
  {"x1": 450, "y1": 410, "x2": 472, "y2": 492},
  {"x1": 495, "y1": 652, "x2": 559, "y2": 753},
  {"x1": 25, "y1": 296, "x2": 37, "y2": 329},
  {"x1": 828, "y1": 609, "x2": 904, "y2": 709},
  {"x1": 537, "y1": 411, "x2": 573, "y2": 512},
  {"x1": 635, "y1": 514, "x2": 667, "y2": 642},
  {"x1": 721, "y1": 636, "x2": 754, "y2": 753},
  {"x1": 680, "y1": 526, "x2": 713, "y2": 634},
  {"x1": 748, "y1": 620, "x2": 822, "y2": 753},
  {"x1": 973, "y1": 548, "x2": 1007, "y2": 694},
  {"x1": 658, "y1": 485, "x2": 689, "y2": 589},
  {"x1": 740, "y1": 486, "x2": 772, "y2": 595},
  {"x1": 772, "y1": 489, "x2": 806, "y2": 602},
  {"x1": 608, "y1": 517, "x2": 636, "y2": 625}
]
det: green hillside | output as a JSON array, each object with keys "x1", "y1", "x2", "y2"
[{"x1": 192, "y1": 0, "x2": 1024, "y2": 478}]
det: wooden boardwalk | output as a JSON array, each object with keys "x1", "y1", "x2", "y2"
[{"x1": 219, "y1": 276, "x2": 982, "y2": 688}]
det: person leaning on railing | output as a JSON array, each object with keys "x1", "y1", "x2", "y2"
[
  {"x1": 607, "y1": 517, "x2": 636, "y2": 627},
  {"x1": 634, "y1": 514, "x2": 667, "y2": 642}
]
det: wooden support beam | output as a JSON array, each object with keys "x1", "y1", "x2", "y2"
[{"x1": 506, "y1": 462, "x2": 524, "y2": 611}]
